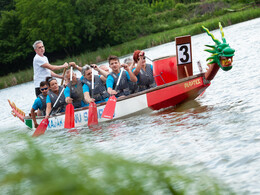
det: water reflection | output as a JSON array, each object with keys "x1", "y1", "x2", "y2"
[{"x1": 149, "y1": 100, "x2": 214, "y2": 133}]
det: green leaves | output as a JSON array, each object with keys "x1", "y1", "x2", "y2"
[
  {"x1": 0, "y1": 0, "x2": 150, "y2": 72},
  {"x1": 16, "y1": 0, "x2": 80, "y2": 51},
  {"x1": 0, "y1": 0, "x2": 256, "y2": 76}
]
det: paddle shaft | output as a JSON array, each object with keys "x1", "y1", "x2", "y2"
[
  {"x1": 101, "y1": 68, "x2": 123, "y2": 120},
  {"x1": 114, "y1": 68, "x2": 124, "y2": 91},
  {"x1": 61, "y1": 66, "x2": 68, "y2": 86},
  {"x1": 88, "y1": 67, "x2": 98, "y2": 126},
  {"x1": 101, "y1": 69, "x2": 123, "y2": 119},
  {"x1": 49, "y1": 86, "x2": 65, "y2": 116},
  {"x1": 91, "y1": 68, "x2": 94, "y2": 98},
  {"x1": 69, "y1": 66, "x2": 73, "y2": 97}
]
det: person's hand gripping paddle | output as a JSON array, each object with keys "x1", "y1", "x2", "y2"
[
  {"x1": 88, "y1": 67, "x2": 98, "y2": 127},
  {"x1": 101, "y1": 68, "x2": 123, "y2": 119},
  {"x1": 64, "y1": 66, "x2": 75, "y2": 129},
  {"x1": 32, "y1": 87, "x2": 65, "y2": 137}
]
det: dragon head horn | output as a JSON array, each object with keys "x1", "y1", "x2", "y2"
[
  {"x1": 202, "y1": 25, "x2": 221, "y2": 45},
  {"x1": 219, "y1": 22, "x2": 226, "y2": 43}
]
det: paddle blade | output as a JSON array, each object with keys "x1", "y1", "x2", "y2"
[
  {"x1": 32, "y1": 118, "x2": 49, "y2": 137},
  {"x1": 101, "y1": 96, "x2": 117, "y2": 119},
  {"x1": 88, "y1": 102, "x2": 98, "y2": 127},
  {"x1": 64, "y1": 103, "x2": 75, "y2": 128}
]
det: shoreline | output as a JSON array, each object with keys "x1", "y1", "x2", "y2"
[{"x1": 1, "y1": 8, "x2": 259, "y2": 90}]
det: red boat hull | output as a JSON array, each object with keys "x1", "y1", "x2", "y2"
[{"x1": 147, "y1": 75, "x2": 209, "y2": 110}]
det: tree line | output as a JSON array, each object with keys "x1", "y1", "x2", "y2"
[{"x1": 0, "y1": 0, "x2": 254, "y2": 76}]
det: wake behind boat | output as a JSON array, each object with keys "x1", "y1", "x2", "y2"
[{"x1": 9, "y1": 23, "x2": 235, "y2": 131}]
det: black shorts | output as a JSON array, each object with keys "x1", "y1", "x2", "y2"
[{"x1": 35, "y1": 87, "x2": 41, "y2": 97}]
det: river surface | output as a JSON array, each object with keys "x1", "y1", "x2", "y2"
[{"x1": 0, "y1": 18, "x2": 260, "y2": 194}]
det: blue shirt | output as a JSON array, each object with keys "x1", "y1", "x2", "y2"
[
  {"x1": 82, "y1": 83, "x2": 90, "y2": 93},
  {"x1": 81, "y1": 75, "x2": 102, "y2": 92},
  {"x1": 80, "y1": 75, "x2": 84, "y2": 81},
  {"x1": 46, "y1": 94, "x2": 66, "y2": 112},
  {"x1": 32, "y1": 97, "x2": 43, "y2": 110},
  {"x1": 65, "y1": 85, "x2": 88, "y2": 107},
  {"x1": 106, "y1": 70, "x2": 130, "y2": 89},
  {"x1": 46, "y1": 95, "x2": 51, "y2": 104},
  {"x1": 83, "y1": 83, "x2": 108, "y2": 104},
  {"x1": 64, "y1": 85, "x2": 77, "y2": 98}
]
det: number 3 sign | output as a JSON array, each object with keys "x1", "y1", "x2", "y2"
[
  {"x1": 175, "y1": 35, "x2": 193, "y2": 79},
  {"x1": 177, "y1": 43, "x2": 191, "y2": 65}
]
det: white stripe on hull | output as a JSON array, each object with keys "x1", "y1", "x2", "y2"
[{"x1": 35, "y1": 94, "x2": 149, "y2": 130}]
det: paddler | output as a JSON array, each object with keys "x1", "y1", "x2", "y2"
[
  {"x1": 124, "y1": 57, "x2": 138, "y2": 94},
  {"x1": 30, "y1": 81, "x2": 49, "y2": 128},
  {"x1": 106, "y1": 55, "x2": 137, "y2": 98},
  {"x1": 81, "y1": 64, "x2": 110, "y2": 104},
  {"x1": 45, "y1": 77, "x2": 66, "y2": 118},
  {"x1": 132, "y1": 50, "x2": 156, "y2": 92},
  {"x1": 63, "y1": 67, "x2": 88, "y2": 108}
]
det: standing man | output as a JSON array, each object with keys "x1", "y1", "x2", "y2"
[{"x1": 32, "y1": 40, "x2": 68, "y2": 97}]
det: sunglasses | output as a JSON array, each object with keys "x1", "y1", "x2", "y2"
[
  {"x1": 40, "y1": 87, "x2": 48, "y2": 91},
  {"x1": 138, "y1": 56, "x2": 146, "y2": 61}
]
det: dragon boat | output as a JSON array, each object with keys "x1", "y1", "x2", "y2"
[{"x1": 9, "y1": 23, "x2": 235, "y2": 131}]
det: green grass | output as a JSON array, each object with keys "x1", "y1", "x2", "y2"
[
  {"x1": 0, "y1": 68, "x2": 33, "y2": 89},
  {"x1": 1, "y1": 7, "x2": 259, "y2": 89},
  {"x1": 0, "y1": 135, "x2": 235, "y2": 195},
  {"x1": 57, "y1": 7, "x2": 260, "y2": 65}
]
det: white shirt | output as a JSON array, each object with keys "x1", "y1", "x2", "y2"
[{"x1": 33, "y1": 54, "x2": 51, "y2": 88}]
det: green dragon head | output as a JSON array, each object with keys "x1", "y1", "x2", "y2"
[{"x1": 202, "y1": 22, "x2": 235, "y2": 71}]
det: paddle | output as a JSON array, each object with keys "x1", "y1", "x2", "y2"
[
  {"x1": 32, "y1": 87, "x2": 65, "y2": 137},
  {"x1": 64, "y1": 66, "x2": 75, "y2": 129},
  {"x1": 61, "y1": 66, "x2": 67, "y2": 86},
  {"x1": 101, "y1": 68, "x2": 124, "y2": 119},
  {"x1": 88, "y1": 68, "x2": 98, "y2": 127}
]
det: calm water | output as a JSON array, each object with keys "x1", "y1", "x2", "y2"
[{"x1": 1, "y1": 18, "x2": 260, "y2": 194}]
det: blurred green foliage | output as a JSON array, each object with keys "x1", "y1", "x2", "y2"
[{"x1": 0, "y1": 135, "x2": 235, "y2": 194}]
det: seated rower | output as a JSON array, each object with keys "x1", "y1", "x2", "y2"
[
  {"x1": 30, "y1": 81, "x2": 49, "y2": 128},
  {"x1": 133, "y1": 50, "x2": 156, "y2": 92},
  {"x1": 69, "y1": 62, "x2": 109, "y2": 85},
  {"x1": 124, "y1": 58, "x2": 138, "y2": 94},
  {"x1": 81, "y1": 64, "x2": 109, "y2": 104},
  {"x1": 45, "y1": 77, "x2": 66, "y2": 118},
  {"x1": 106, "y1": 55, "x2": 137, "y2": 98},
  {"x1": 64, "y1": 68, "x2": 88, "y2": 108}
]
